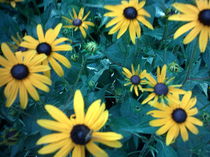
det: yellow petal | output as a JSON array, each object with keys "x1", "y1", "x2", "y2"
[
  {"x1": 85, "y1": 100, "x2": 103, "y2": 126},
  {"x1": 173, "y1": 21, "x2": 196, "y2": 39},
  {"x1": 19, "y1": 82, "x2": 28, "y2": 109},
  {"x1": 180, "y1": 125, "x2": 188, "y2": 141},
  {"x1": 185, "y1": 122, "x2": 199, "y2": 134},
  {"x1": 172, "y1": 3, "x2": 199, "y2": 14},
  {"x1": 86, "y1": 142, "x2": 108, "y2": 157},
  {"x1": 188, "y1": 117, "x2": 203, "y2": 126},
  {"x1": 122, "y1": 67, "x2": 132, "y2": 78},
  {"x1": 129, "y1": 20, "x2": 136, "y2": 44},
  {"x1": 73, "y1": 90, "x2": 85, "y2": 123},
  {"x1": 156, "y1": 120, "x2": 174, "y2": 135},
  {"x1": 37, "y1": 24, "x2": 45, "y2": 42},
  {"x1": 36, "y1": 133, "x2": 70, "y2": 144},
  {"x1": 93, "y1": 139, "x2": 122, "y2": 148},
  {"x1": 1, "y1": 43, "x2": 17, "y2": 63},
  {"x1": 45, "y1": 105, "x2": 72, "y2": 125},
  {"x1": 166, "y1": 125, "x2": 179, "y2": 145},
  {"x1": 91, "y1": 110, "x2": 108, "y2": 131},
  {"x1": 117, "y1": 19, "x2": 130, "y2": 39},
  {"x1": 49, "y1": 57, "x2": 64, "y2": 77},
  {"x1": 54, "y1": 140, "x2": 74, "y2": 157},
  {"x1": 92, "y1": 132, "x2": 123, "y2": 141},
  {"x1": 142, "y1": 93, "x2": 156, "y2": 104},
  {"x1": 199, "y1": 27, "x2": 208, "y2": 52},
  {"x1": 183, "y1": 25, "x2": 202, "y2": 44},
  {"x1": 72, "y1": 146, "x2": 85, "y2": 157},
  {"x1": 52, "y1": 52, "x2": 71, "y2": 68},
  {"x1": 47, "y1": 23, "x2": 63, "y2": 43},
  {"x1": 38, "y1": 138, "x2": 69, "y2": 154},
  {"x1": 5, "y1": 80, "x2": 18, "y2": 107},
  {"x1": 23, "y1": 79, "x2": 40, "y2": 101},
  {"x1": 78, "y1": 8, "x2": 84, "y2": 19},
  {"x1": 79, "y1": 26, "x2": 87, "y2": 38},
  {"x1": 160, "y1": 64, "x2": 167, "y2": 82},
  {"x1": 53, "y1": 44, "x2": 72, "y2": 51},
  {"x1": 137, "y1": 16, "x2": 153, "y2": 30},
  {"x1": 37, "y1": 119, "x2": 70, "y2": 132}
]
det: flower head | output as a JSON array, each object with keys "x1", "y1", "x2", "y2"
[
  {"x1": 147, "y1": 91, "x2": 203, "y2": 145},
  {"x1": 122, "y1": 64, "x2": 147, "y2": 96},
  {"x1": 37, "y1": 90, "x2": 123, "y2": 157},
  {"x1": 62, "y1": 8, "x2": 95, "y2": 38},
  {"x1": 169, "y1": 0, "x2": 210, "y2": 52},
  {"x1": 20, "y1": 23, "x2": 72, "y2": 77},
  {"x1": 104, "y1": 0, "x2": 153, "y2": 44},
  {"x1": 0, "y1": 43, "x2": 51, "y2": 109},
  {"x1": 0, "y1": 0, "x2": 24, "y2": 8},
  {"x1": 142, "y1": 64, "x2": 185, "y2": 105}
]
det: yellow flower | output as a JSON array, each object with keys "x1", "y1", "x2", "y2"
[
  {"x1": 0, "y1": 0, "x2": 24, "y2": 8},
  {"x1": 104, "y1": 0, "x2": 153, "y2": 44},
  {"x1": 0, "y1": 43, "x2": 51, "y2": 109},
  {"x1": 142, "y1": 64, "x2": 185, "y2": 105},
  {"x1": 122, "y1": 64, "x2": 147, "y2": 96},
  {"x1": 62, "y1": 8, "x2": 95, "y2": 38},
  {"x1": 7, "y1": 32, "x2": 28, "y2": 52},
  {"x1": 20, "y1": 23, "x2": 72, "y2": 77},
  {"x1": 147, "y1": 91, "x2": 203, "y2": 145},
  {"x1": 36, "y1": 90, "x2": 123, "y2": 157},
  {"x1": 169, "y1": 0, "x2": 210, "y2": 52}
]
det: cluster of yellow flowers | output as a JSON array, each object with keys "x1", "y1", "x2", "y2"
[
  {"x1": 122, "y1": 64, "x2": 203, "y2": 145},
  {"x1": 0, "y1": 0, "x2": 208, "y2": 156}
]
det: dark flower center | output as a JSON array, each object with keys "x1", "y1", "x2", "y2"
[
  {"x1": 11, "y1": 64, "x2": 29, "y2": 80},
  {"x1": 123, "y1": 7, "x2": 138, "y2": 19},
  {"x1": 73, "y1": 19, "x2": 82, "y2": 26},
  {"x1": 154, "y1": 83, "x2": 169, "y2": 96},
  {"x1": 17, "y1": 46, "x2": 28, "y2": 52},
  {"x1": 36, "y1": 42, "x2": 52, "y2": 56},
  {"x1": 172, "y1": 108, "x2": 187, "y2": 123},
  {"x1": 70, "y1": 125, "x2": 92, "y2": 145},
  {"x1": 130, "y1": 75, "x2": 141, "y2": 85},
  {"x1": 198, "y1": 9, "x2": 210, "y2": 26}
]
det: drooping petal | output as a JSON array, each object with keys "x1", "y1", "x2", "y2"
[{"x1": 86, "y1": 142, "x2": 108, "y2": 157}]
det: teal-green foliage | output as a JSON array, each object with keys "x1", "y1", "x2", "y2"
[{"x1": 0, "y1": 0, "x2": 210, "y2": 157}]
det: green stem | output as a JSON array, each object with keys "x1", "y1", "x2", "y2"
[
  {"x1": 182, "y1": 43, "x2": 198, "y2": 85},
  {"x1": 74, "y1": 56, "x2": 86, "y2": 87}
]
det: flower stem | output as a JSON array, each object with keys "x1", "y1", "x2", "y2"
[{"x1": 182, "y1": 42, "x2": 198, "y2": 85}]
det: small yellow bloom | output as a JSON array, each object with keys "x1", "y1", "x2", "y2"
[
  {"x1": 36, "y1": 90, "x2": 123, "y2": 157},
  {"x1": 62, "y1": 8, "x2": 95, "y2": 38},
  {"x1": 0, "y1": 0, "x2": 24, "y2": 8},
  {"x1": 169, "y1": 0, "x2": 210, "y2": 52},
  {"x1": 142, "y1": 64, "x2": 185, "y2": 105},
  {"x1": 104, "y1": 0, "x2": 153, "y2": 44},
  {"x1": 20, "y1": 23, "x2": 72, "y2": 77},
  {"x1": 0, "y1": 43, "x2": 51, "y2": 109},
  {"x1": 148, "y1": 91, "x2": 203, "y2": 145},
  {"x1": 122, "y1": 64, "x2": 147, "y2": 96}
]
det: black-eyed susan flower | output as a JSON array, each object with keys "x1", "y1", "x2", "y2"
[
  {"x1": 142, "y1": 64, "x2": 185, "y2": 105},
  {"x1": 20, "y1": 23, "x2": 72, "y2": 77},
  {"x1": 62, "y1": 8, "x2": 95, "y2": 38},
  {"x1": 104, "y1": 0, "x2": 153, "y2": 44},
  {"x1": 147, "y1": 91, "x2": 203, "y2": 145},
  {"x1": 0, "y1": 0, "x2": 23, "y2": 8},
  {"x1": 122, "y1": 64, "x2": 147, "y2": 96},
  {"x1": 0, "y1": 43, "x2": 51, "y2": 109},
  {"x1": 7, "y1": 32, "x2": 28, "y2": 52},
  {"x1": 169, "y1": 0, "x2": 210, "y2": 52},
  {"x1": 36, "y1": 90, "x2": 123, "y2": 157}
]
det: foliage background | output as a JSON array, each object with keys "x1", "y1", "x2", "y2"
[{"x1": 0, "y1": 0, "x2": 210, "y2": 157}]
